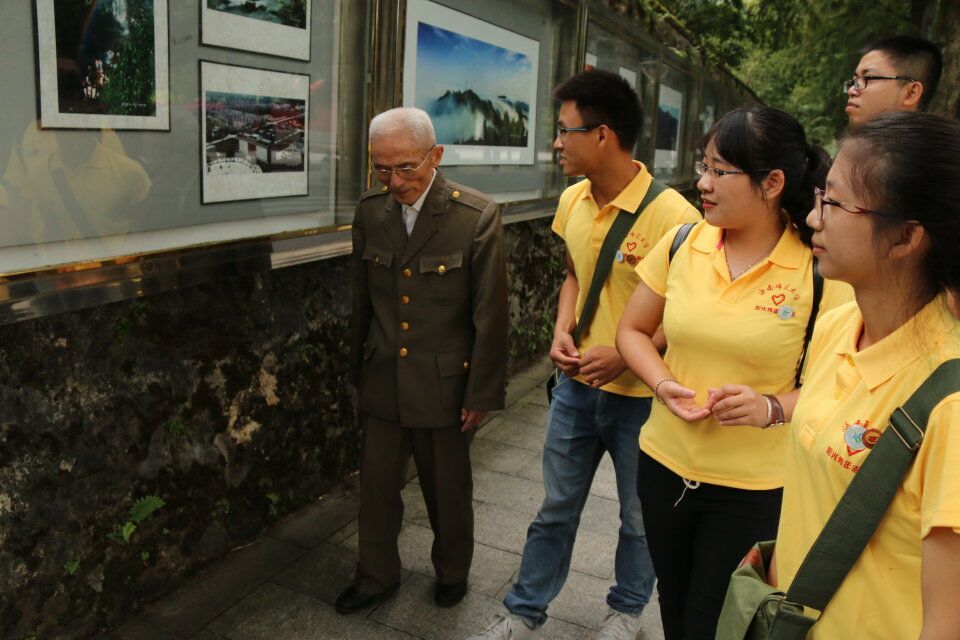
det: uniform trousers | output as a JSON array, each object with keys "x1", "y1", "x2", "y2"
[
  {"x1": 355, "y1": 412, "x2": 475, "y2": 595},
  {"x1": 637, "y1": 450, "x2": 782, "y2": 640}
]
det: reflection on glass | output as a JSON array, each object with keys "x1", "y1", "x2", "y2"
[
  {"x1": 653, "y1": 68, "x2": 689, "y2": 182},
  {"x1": 584, "y1": 22, "x2": 657, "y2": 164}
]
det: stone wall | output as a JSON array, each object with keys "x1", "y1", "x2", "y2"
[{"x1": 0, "y1": 217, "x2": 563, "y2": 640}]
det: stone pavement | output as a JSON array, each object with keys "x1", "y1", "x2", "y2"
[{"x1": 103, "y1": 359, "x2": 665, "y2": 640}]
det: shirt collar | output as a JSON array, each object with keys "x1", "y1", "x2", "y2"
[
  {"x1": 689, "y1": 221, "x2": 805, "y2": 269},
  {"x1": 403, "y1": 169, "x2": 437, "y2": 213},
  {"x1": 580, "y1": 161, "x2": 652, "y2": 215},
  {"x1": 836, "y1": 295, "x2": 958, "y2": 390}
]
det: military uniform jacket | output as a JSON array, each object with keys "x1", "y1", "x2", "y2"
[{"x1": 349, "y1": 171, "x2": 508, "y2": 428}]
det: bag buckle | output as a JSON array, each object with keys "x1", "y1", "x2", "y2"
[
  {"x1": 889, "y1": 407, "x2": 924, "y2": 452},
  {"x1": 775, "y1": 596, "x2": 802, "y2": 614}
]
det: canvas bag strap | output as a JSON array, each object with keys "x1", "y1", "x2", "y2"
[
  {"x1": 793, "y1": 258, "x2": 824, "y2": 389},
  {"x1": 785, "y1": 358, "x2": 960, "y2": 612},
  {"x1": 572, "y1": 179, "x2": 666, "y2": 345}
]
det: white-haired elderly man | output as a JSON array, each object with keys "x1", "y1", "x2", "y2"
[{"x1": 337, "y1": 107, "x2": 508, "y2": 614}]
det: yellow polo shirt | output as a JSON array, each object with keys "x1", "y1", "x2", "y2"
[
  {"x1": 552, "y1": 162, "x2": 700, "y2": 397},
  {"x1": 636, "y1": 221, "x2": 850, "y2": 489},
  {"x1": 776, "y1": 296, "x2": 960, "y2": 639}
]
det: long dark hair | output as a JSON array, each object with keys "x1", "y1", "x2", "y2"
[
  {"x1": 700, "y1": 106, "x2": 830, "y2": 246},
  {"x1": 840, "y1": 111, "x2": 960, "y2": 302}
]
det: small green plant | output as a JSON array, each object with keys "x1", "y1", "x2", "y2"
[
  {"x1": 108, "y1": 495, "x2": 166, "y2": 545},
  {"x1": 63, "y1": 559, "x2": 80, "y2": 576},
  {"x1": 166, "y1": 417, "x2": 193, "y2": 442},
  {"x1": 266, "y1": 492, "x2": 281, "y2": 518},
  {"x1": 213, "y1": 498, "x2": 231, "y2": 516},
  {"x1": 140, "y1": 551, "x2": 150, "y2": 562}
]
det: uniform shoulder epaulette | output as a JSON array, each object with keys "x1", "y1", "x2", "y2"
[
  {"x1": 446, "y1": 184, "x2": 492, "y2": 212},
  {"x1": 359, "y1": 184, "x2": 390, "y2": 202}
]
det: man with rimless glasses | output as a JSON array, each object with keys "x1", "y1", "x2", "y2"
[
  {"x1": 339, "y1": 107, "x2": 508, "y2": 615},
  {"x1": 845, "y1": 35, "x2": 942, "y2": 128}
]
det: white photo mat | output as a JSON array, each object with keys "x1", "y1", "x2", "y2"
[
  {"x1": 35, "y1": 0, "x2": 170, "y2": 130},
  {"x1": 201, "y1": 0, "x2": 312, "y2": 61},
  {"x1": 201, "y1": 61, "x2": 309, "y2": 204},
  {"x1": 402, "y1": 0, "x2": 539, "y2": 166}
]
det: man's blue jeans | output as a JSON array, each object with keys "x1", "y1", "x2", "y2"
[{"x1": 504, "y1": 374, "x2": 655, "y2": 627}]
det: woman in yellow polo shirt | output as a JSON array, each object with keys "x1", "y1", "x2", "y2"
[
  {"x1": 768, "y1": 113, "x2": 960, "y2": 638},
  {"x1": 615, "y1": 106, "x2": 835, "y2": 639}
]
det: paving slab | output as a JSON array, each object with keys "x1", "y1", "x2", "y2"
[
  {"x1": 266, "y1": 490, "x2": 360, "y2": 549},
  {"x1": 270, "y1": 542, "x2": 361, "y2": 606},
  {"x1": 100, "y1": 618, "x2": 183, "y2": 640},
  {"x1": 479, "y1": 418, "x2": 549, "y2": 452},
  {"x1": 342, "y1": 522, "x2": 519, "y2": 598},
  {"x1": 219, "y1": 583, "x2": 417, "y2": 640},
  {"x1": 373, "y1": 573, "x2": 591, "y2": 640},
  {"x1": 470, "y1": 437, "x2": 541, "y2": 476},
  {"x1": 140, "y1": 536, "x2": 306, "y2": 637},
  {"x1": 501, "y1": 401, "x2": 551, "y2": 428}
]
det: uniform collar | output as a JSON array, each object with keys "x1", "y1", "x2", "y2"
[
  {"x1": 690, "y1": 222, "x2": 805, "y2": 269},
  {"x1": 836, "y1": 295, "x2": 957, "y2": 390},
  {"x1": 403, "y1": 169, "x2": 437, "y2": 214},
  {"x1": 580, "y1": 161, "x2": 652, "y2": 215}
]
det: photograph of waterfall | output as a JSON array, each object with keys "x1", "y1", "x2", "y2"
[
  {"x1": 402, "y1": 0, "x2": 539, "y2": 165},
  {"x1": 35, "y1": 0, "x2": 169, "y2": 130}
]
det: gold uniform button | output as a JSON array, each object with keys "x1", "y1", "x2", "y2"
[
  {"x1": 381, "y1": 186, "x2": 388, "y2": 192},
  {"x1": 463, "y1": 361, "x2": 470, "y2": 369},
  {"x1": 452, "y1": 190, "x2": 461, "y2": 198},
  {"x1": 438, "y1": 265, "x2": 446, "y2": 274},
  {"x1": 403, "y1": 268, "x2": 412, "y2": 277},
  {"x1": 399, "y1": 347, "x2": 408, "y2": 357},
  {"x1": 400, "y1": 322, "x2": 410, "y2": 331},
  {"x1": 374, "y1": 255, "x2": 380, "y2": 264},
  {"x1": 401, "y1": 295, "x2": 410, "y2": 304}
]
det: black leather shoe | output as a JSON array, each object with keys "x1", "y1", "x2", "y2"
[
  {"x1": 434, "y1": 581, "x2": 468, "y2": 607},
  {"x1": 335, "y1": 584, "x2": 398, "y2": 615}
]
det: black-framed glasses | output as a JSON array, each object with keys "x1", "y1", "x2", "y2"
[
  {"x1": 694, "y1": 160, "x2": 769, "y2": 178},
  {"x1": 556, "y1": 124, "x2": 601, "y2": 140},
  {"x1": 372, "y1": 145, "x2": 436, "y2": 180},
  {"x1": 843, "y1": 74, "x2": 918, "y2": 93},
  {"x1": 813, "y1": 186, "x2": 897, "y2": 222}
]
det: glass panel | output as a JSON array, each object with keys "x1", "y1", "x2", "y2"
[
  {"x1": 402, "y1": 0, "x2": 579, "y2": 204},
  {"x1": 653, "y1": 66, "x2": 690, "y2": 182},
  {"x1": 0, "y1": 0, "x2": 358, "y2": 274},
  {"x1": 584, "y1": 22, "x2": 658, "y2": 166}
]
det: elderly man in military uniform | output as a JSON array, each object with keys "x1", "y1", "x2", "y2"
[{"x1": 336, "y1": 107, "x2": 508, "y2": 614}]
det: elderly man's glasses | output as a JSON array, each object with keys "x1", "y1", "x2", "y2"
[
  {"x1": 813, "y1": 186, "x2": 896, "y2": 222},
  {"x1": 556, "y1": 124, "x2": 601, "y2": 140},
  {"x1": 373, "y1": 145, "x2": 435, "y2": 180},
  {"x1": 843, "y1": 74, "x2": 918, "y2": 93}
]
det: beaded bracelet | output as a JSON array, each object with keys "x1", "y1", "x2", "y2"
[{"x1": 652, "y1": 377, "x2": 678, "y2": 404}]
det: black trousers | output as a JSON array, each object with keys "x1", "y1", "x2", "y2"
[
  {"x1": 355, "y1": 413, "x2": 475, "y2": 594},
  {"x1": 637, "y1": 450, "x2": 782, "y2": 640}
]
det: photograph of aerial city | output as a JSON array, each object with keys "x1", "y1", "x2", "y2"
[{"x1": 204, "y1": 91, "x2": 306, "y2": 177}]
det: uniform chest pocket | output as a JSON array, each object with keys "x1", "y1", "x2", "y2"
[
  {"x1": 362, "y1": 245, "x2": 395, "y2": 296},
  {"x1": 419, "y1": 251, "x2": 465, "y2": 305}
]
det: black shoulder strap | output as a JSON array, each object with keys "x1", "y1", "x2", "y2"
[
  {"x1": 794, "y1": 258, "x2": 824, "y2": 388},
  {"x1": 573, "y1": 179, "x2": 667, "y2": 345},
  {"x1": 668, "y1": 222, "x2": 695, "y2": 263},
  {"x1": 785, "y1": 358, "x2": 960, "y2": 614}
]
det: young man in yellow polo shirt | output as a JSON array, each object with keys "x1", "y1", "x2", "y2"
[{"x1": 467, "y1": 70, "x2": 699, "y2": 640}]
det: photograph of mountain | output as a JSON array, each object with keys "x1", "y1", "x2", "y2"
[
  {"x1": 35, "y1": 0, "x2": 169, "y2": 130},
  {"x1": 403, "y1": 0, "x2": 539, "y2": 165},
  {"x1": 202, "y1": 0, "x2": 312, "y2": 60}
]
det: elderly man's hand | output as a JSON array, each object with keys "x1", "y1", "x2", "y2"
[{"x1": 460, "y1": 408, "x2": 488, "y2": 432}]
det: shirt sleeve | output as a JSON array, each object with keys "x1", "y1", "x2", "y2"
[
  {"x1": 635, "y1": 223, "x2": 682, "y2": 298},
  {"x1": 912, "y1": 396, "x2": 960, "y2": 537},
  {"x1": 551, "y1": 186, "x2": 574, "y2": 240}
]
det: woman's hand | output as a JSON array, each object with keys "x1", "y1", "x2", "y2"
[
  {"x1": 658, "y1": 380, "x2": 711, "y2": 422},
  {"x1": 707, "y1": 384, "x2": 768, "y2": 427}
]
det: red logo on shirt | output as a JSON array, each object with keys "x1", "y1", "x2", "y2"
[
  {"x1": 771, "y1": 293, "x2": 786, "y2": 306},
  {"x1": 626, "y1": 241, "x2": 637, "y2": 252}
]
